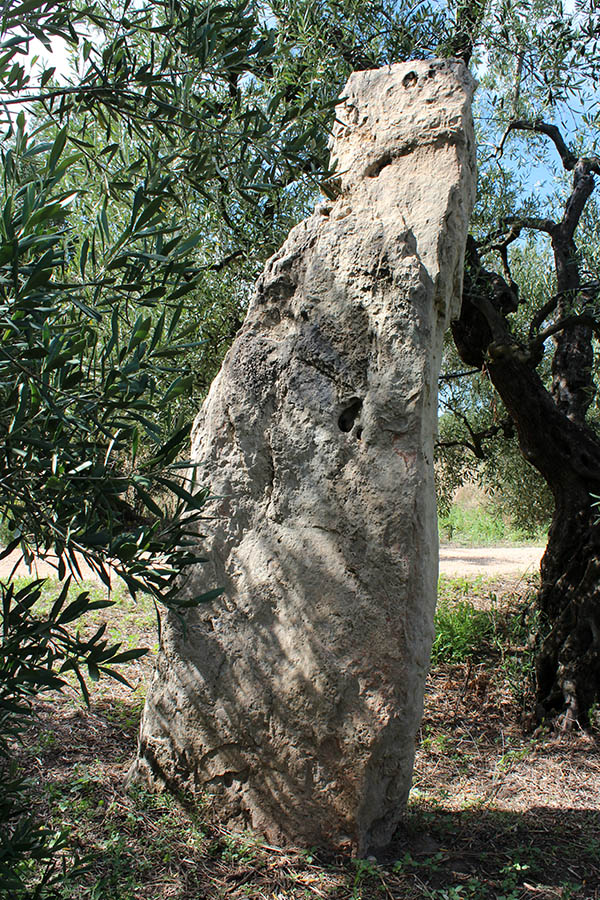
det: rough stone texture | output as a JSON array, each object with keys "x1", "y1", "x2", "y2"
[{"x1": 131, "y1": 59, "x2": 476, "y2": 854}]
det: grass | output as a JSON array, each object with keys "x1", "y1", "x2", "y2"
[
  {"x1": 432, "y1": 578, "x2": 541, "y2": 698},
  {"x1": 431, "y1": 597, "x2": 495, "y2": 664},
  {"x1": 438, "y1": 487, "x2": 549, "y2": 547},
  {"x1": 7, "y1": 574, "x2": 600, "y2": 899},
  {"x1": 438, "y1": 503, "x2": 548, "y2": 546}
]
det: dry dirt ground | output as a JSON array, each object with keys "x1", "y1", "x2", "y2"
[
  {"x1": 0, "y1": 549, "x2": 108, "y2": 582},
  {"x1": 1, "y1": 544, "x2": 546, "y2": 583},
  {"x1": 10, "y1": 563, "x2": 600, "y2": 900},
  {"x1": 439, "y1": 545, "x2": 544, "y2": 578}
]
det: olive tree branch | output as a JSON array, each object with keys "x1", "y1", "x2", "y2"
[
  {"x1": 560, "y1": 158, "x2": 600, "y2": 244},
  {"x1": 529, "y1": 294, "x2": 560, "y2": 340},
  {"x1": 439, "y1": 369, "x2": 481, "y2": 383},
  {"x1": 480, "y1": 216, "x2": 557, "y2": 255},
  {"x1": 437, "y1": 404, "x2": 513, "y2": 459},
  {"x1": 530, "y1": 314, "x2": 600, "y2": 350},
  {"x1": 497, "y1": 119, "x2": 578, "y2": 170}
]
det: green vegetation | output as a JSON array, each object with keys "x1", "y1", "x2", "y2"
[
  {"x1": 432, "y1": 596, "x2": 495, "y2": 665},
  {"x1": 436, "y1": 324, "x2": 555, "y2": 540},
  {"x1": 439, "y1": 504, "x2": 528, "y2": 547},
  {"x1": 433, "y1": 576, "x2": 540, "y2": 707},
  {"x1": 438, "y1": 487, "x2": 548, "y2": 547}
]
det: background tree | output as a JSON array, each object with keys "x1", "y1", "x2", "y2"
[
  {"x1": 436, "y1": 246, "x2": 555, "y2": 537},
  {"x1": 440, "y1": 0, "x2": 600, "y2": 728}
]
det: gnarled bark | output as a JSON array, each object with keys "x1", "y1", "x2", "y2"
[{"x1": 453, "y1": 240, "x2": 600, "y2": 727}]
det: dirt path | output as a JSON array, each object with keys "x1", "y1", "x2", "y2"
[
  {"x1": 439, "y1": 544, "x2": 544, "y2": 577},
  {"x1": 0, "y1": 551, "x2": 112, "y2": 583},
  {"x1": 1, "y1": 545, "x2": 546, "y2": 582}
]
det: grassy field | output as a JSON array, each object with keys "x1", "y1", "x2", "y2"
[
  {"x1": 10, "y1": 572, "x2": 600, "y2": 899},
  {"x1": 438, "y1": 488, "x2": 549, "y2": 547}
]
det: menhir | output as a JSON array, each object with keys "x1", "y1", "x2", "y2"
[{"x1": 130, "y1": 58, "x2": 476, "y2": 856}]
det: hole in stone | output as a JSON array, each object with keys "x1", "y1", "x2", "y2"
[
  {"x1": 338, "y1": 398, "x2": 363, "y2": 433},
  {"x1": 218, "y1": 769, "x2": 249, "y2": 787},
  {"x1": 355, "y1": 426, "x2": 363, "y2": 440},
  {"x1": 366, "y1": 152, "x2": 392, "y2": 178},
  {"x1": 403, "y1": 71, "x2": 418, "y2": 88}
]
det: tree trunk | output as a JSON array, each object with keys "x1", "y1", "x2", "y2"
[
  {"x1": 452, "y1": 244, "x2": 600, "y2": 726},
  {"x1": 536, "y1": 495, "x2": 600, "y2": 728}
]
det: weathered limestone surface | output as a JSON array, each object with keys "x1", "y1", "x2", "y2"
[{"x1": 131, "y1": 59, "x2": 476, "y2": 854}]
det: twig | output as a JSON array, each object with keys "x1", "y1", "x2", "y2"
[
  {"x1": 378, "y1": 871, "x2": 396, "y2": 900},
  {"x1": 453, "y1": 658, "x2": 473, "y2": 722},
  {"x1": 530, "y1": 313, "x2": 600, "y2": 350},
  {"x1": 497, "y1": 119, "x2": 578, "y2": 170},
  {"x1": 439, "y1": 369, "x2": 481, "y2": 383}
]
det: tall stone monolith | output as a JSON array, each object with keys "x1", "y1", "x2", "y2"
[{"x1": 130, "y1": 59, "x2": 476, "y2": 854}]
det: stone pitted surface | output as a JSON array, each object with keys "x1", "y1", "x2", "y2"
[{"x1": 132, "y1": 59, "x2": 476, "y2": 854}]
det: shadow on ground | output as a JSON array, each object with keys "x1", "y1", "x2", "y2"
[{"x1": 382, "y1": 802, "x2": 600, "y2": 897}]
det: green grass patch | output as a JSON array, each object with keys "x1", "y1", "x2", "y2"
[
  {"x1": 438, "y1": 573, "x2": 492, "y2": 599},
  {"x1": 19, "y1": 575, "x2": 157, "y2": 635},
  {"x1": 438, "y1": 502, "x2": 548, "y2": 546},
  {"x1": 433, "y1": 574, "x2": 497, "y2": 665},
  {"x1": 432, "y1": 576, "x2": 540, "y2": 706},
  {"x1": 431, "y1": 597, "x2": 494, "y2": 664},
  {"x1": 45, "y1": 777, "x2": 211, "y2": 900}
]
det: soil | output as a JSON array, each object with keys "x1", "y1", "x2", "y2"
[
  {"x1": 9, "y1": 565, "x2": 600, "y2": 899},
  {"x1": 0, "y1": 549, "x2": 112, "y2": 582},
  {"x1": 439, "y1": 544, "x2": 544, "y2": 578},
  {"x1": 1, "y1": 544, "x2": 546, "y2": 583}
]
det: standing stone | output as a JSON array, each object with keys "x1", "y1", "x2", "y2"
[{"x1": 131, "y1": 59, "x2": 476, "y2": 854}]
